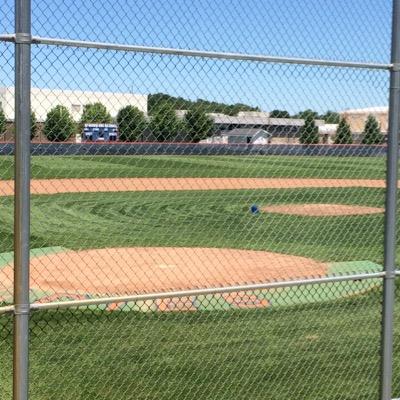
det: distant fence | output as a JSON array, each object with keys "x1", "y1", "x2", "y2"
[{"x1": 0, "y1": 143, "x2": 388, "y2": 156}]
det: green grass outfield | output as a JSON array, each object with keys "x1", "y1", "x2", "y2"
[
  {"x1": 0, "y1": 155, "x2": 394, "y2": 398},
  {"x1": 0, "y1": 155, "x2": 388, "y2": 180}
]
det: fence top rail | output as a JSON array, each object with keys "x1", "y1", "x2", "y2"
[
  {"x1": 0, "y1": 271, "x2": 386, "y2": 315},
  {"x1": 0, "y1": 34, "x2": 392, "y2": 70}
]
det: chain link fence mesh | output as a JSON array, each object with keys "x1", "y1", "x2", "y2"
[
  {"x1": 0, "y1": 280, "x2": 385, "y2": 400},
  {"x1": 1, "y1": 0, "x2": 399, "y2": 398},
  {"x1": 21, "y1": 0, "x2": 394, "y2": 63}
]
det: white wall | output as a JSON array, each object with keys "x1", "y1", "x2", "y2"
[
  {"x1": 0, "y1": 87, "x2": 148, "y2": 122},
  {"x1": 252, "y1": 136, "x2": 269, "y2": 145},
  {"x1": 199, "y1": 136, "x2": 228, "y2": 144},
  {"x1": 0, "y1": 87, "x2": 14, "y2": 122}
]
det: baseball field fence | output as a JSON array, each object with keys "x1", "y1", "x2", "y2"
[{"x1": 1, "y1": 0, "x2": 400, "y2": 399}]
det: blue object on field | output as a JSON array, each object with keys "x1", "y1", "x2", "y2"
[{"x1": 250, "y1": 204, "x2": 260, "y2": 214}]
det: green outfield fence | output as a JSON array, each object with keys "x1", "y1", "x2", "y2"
[{"x1": 1, "y1": 0, "x2": 400, "y2": 399}]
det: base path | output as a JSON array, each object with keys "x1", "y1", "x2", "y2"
[
  {"x1": 0, "y1": 177, "x2": 386, "y2": 196},
  {"x1": 0, "y1": 247, "x2": 327, "y2": 300}
]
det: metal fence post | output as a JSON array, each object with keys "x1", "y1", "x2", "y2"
[
  {"x1": 381, "y1": 0, "x2": 400, "y2": 399},
  {"x1": 13, "y1": 0, "x2": 31, "y2": 399}
]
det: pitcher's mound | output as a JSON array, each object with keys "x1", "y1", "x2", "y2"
[{"x1": 262, "y1": 203, "x2": 383, "y2": 217}]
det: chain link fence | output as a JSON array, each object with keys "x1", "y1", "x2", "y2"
[{"x1": 1, "y1": 0, "x2": 400, "y2": 399}]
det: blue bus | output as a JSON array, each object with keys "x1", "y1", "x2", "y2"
[{"x1": 82, "y1": 124, "x2": 118, "y2": 142}]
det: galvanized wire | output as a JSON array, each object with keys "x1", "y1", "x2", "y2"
[
  {"x1": 0, "y1": 0, "x2": 399, "y2": 399},
  {"x1": 0, "y1": 280, "x2": 384, "y2": 400}
]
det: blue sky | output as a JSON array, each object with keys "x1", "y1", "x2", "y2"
[{"x1": 0, "y1": 0, "x2": 393, "y2": 114}]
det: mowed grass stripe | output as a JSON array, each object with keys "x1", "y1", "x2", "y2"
[
  {"x1": 0, "y1": 155, "x2": 387, "y2": 180},
  {"x1": 0, "y1": 284, "x2": 385, "y2": 400},
  {"x1": 0, "y1": 187, "x2": 385, "y2": 263}
]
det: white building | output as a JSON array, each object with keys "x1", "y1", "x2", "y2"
[
  {"x1": 201, "y1": 128, "x2": 272, "y2": 144},
  {"x1": 318, "y1": 124, "x2": 339, "y2": 144},
  {"x1": 0, "y1": 87, "x2": 148, "y2": 122}
]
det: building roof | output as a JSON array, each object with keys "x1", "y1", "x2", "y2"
[
  {"x1": 206, "y1": 113, "x2": 262, "y2": 125},
  {"x1": 318, "y1": 124, "x2": 338, "y2": 134},
  {"x1": 175, "y1": 109, "x2": 327, "y2": 127},
  {"x1": 207, "y1": 112, "x2": 325, "y2": 127},
  {"x1": 209, "y1": 113, "x2": 269, "y2": 125},
  {"x1": 221, "y1": 128, "x2": 271, "y2": 137}
]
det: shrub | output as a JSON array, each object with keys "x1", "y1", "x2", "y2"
[
  {"x1": 321, "y1": 111, "x2": 340, "y2": 124},
  {"x1": 80, "y1": 103, "x2": 112, "y2": 130},
  {"x1": 117, "y1": 105, "x2": 146, "y2": 141},
  {"x1": 269, "y1": 110, "x2": 291, "y2": 118},
  {"x1": 44, "y1": 105, "x2": 76, "y2": 142},
  {"x1": 30, "y1": 111, "x2": 38, "y2": 140},
  {"x1": 149, "y1": 104, "x2": 182, "y2": 142},
  {"x1": 361, "y1": 115, "x2": 384, "y2": 144},
  {"x1": 0, "y1": 105, "x2": 6, "y2": 136},
  {"x1": 184, "y1": 107, "x2": 214, "y2": 142},
  {"x1": 334, "y1": 117, "x2": 353, "y2": 144},
  {"x1": 299, "y1": 114, "x2": 319, "y2": 144}
]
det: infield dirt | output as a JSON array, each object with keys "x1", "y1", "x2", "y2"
[
  {"x1": 0, "y1": 247, "x2": 327, "y2": 299},
  {"x1": 262, "y1": 203, "x2": 384, "y2": 216},
  {"x1": 0, "y1": 177, "x2": 386, "y2": 196}
]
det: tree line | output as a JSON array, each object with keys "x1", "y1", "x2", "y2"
[
  {"x1": 0, "y1": 102, "x2": 386, "y2": 144},
  {"x1": 0, "y1": 102, "x2": 215, "y2": 143},
  {"x1": 270, "y1": 109, "x2": 341, "y2": 123},
  {"x1": 299, "y1": 113, "x2": 384, "y2": 145},
  {"x1": 148, "y1": 93, "x2": 260, "y2": 116}
]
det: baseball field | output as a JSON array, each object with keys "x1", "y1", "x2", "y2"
[{"x1": 0, "y1": 154, "x2": 398, "y2": 399}]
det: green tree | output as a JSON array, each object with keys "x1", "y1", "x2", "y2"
[
  {"x1": 30, "y1": 111, "x2": 38, "y2": 140},
  {"x1": 361, "y1": 115, "x2": 384, "y2": 144},
  {"x1": 321, "y1": 110, "x2": 340, "y2": 124},
  {"x1": 44, "y1": 105, "x2": 76, "y2": 142},
  {"x1": 184, "y1": 107, "x2": 214, "y2": 142},
  {"x1": 0, "y1": 105, "x2": 6, "y2": 136},
  {"x1": 117, "y1": 105, "x2": 147, "y2": 142},
  {"x1": 80, "y1": 103, "x2": 112, "y2": 127},
  {"x1": 149, "y1": 104, "x2": 182, "y2": 142},
  {"x1": 334, "y1": 118, "x2": 353, "y2": 144},
  {"x1": 299, "y1": 114, "x2": 319, "y2": 144},
  {"x1": 296, "y1": 109, "x2": 319, "y2": 120},
  {"x1": 269, "y1": 109, "x2": 291, "y2": 118},
  {"x1": 148, "y1": 93, "x2": 259, "y2": 116}
]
